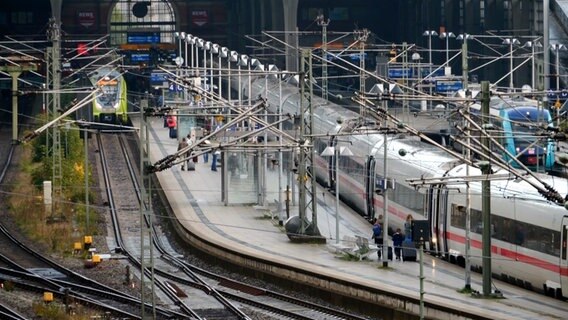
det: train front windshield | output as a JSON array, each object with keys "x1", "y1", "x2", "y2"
[
  {"x1": 507, "y1": 107, "x2": 552, "y2": 166},
  {"x1": 98, "y1": 79, "x2": 119, "y2": 108}
]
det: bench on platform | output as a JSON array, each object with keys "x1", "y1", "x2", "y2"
[{"x1": 330, "y1": 235, "x2": 378, "y2": 261}]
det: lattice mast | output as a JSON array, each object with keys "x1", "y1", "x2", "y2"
[{"x1": 298, "y1": 50, "x2": 321, "y2": 236}]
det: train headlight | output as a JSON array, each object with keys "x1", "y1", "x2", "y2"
[
  {"x1": 431, "y1": 236, "x2": 437, "y2": 244},
  {"x1": 398, "y1": 149, "x2": 407, "y2": 157}
]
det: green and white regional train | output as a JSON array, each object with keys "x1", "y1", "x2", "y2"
[{"x1": 90, "y1": 68, "x2": 128, "y2": 124}]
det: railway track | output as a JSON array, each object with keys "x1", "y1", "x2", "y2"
[
  {"x1": 0, "y1": 128, "x2": 182, "y2": 319},
  {"x1": 97, "y1": 130, "x2": 371, "y2": 320}
]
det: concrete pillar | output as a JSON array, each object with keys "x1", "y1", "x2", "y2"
[{"x1": 282, "y1": 0, "x2": 299, "y2": 72}]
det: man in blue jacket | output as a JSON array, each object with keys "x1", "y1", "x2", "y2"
[{"x1": 371, "y1": 219, "x2": 382, "y2": 260}]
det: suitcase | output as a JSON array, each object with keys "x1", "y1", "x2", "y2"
[
  {"x1": 187, "y1": 161, "x2": 195, "y2": 171},
  {"x1": 169, "y1": 128, "x2": 177, "y2": 139},
  {"x1": 402, "y1": 240, "x2": 417, "y2": 261}
]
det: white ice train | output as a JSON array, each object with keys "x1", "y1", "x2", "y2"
[{"x1": 237, "y1": 73, "x2": 568, "y2": 298}]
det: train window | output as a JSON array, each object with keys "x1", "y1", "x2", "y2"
[
  {"x1": 450, "y1": 204, "x2": 466, "y2": 229},
  {"x1": 314, "y1": 139, "x2": 328, "y2": 155},
  {"x1": 390, "y1": 182, "x2": 424, "y2": 214},
  {"x1": 450, "y1": 203, "x2": 561, "y2": 257}
]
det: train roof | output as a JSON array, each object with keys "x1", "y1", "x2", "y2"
[
  {"x1": 447, "y1": 163, "x2": 568, "y2": 204},
  {"x1": 247, "y1": 70, "x2": 568, "y2": 207}
]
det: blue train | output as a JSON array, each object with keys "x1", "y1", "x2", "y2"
[{"x1": 469, "y1": 96, "x2": 555, "y2": 172}]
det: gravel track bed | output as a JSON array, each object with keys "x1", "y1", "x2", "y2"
[{"x1": 0, "y1": 129, "x2": 369, "y2": 319}]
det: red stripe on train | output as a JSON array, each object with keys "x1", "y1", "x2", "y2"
[
  {"x1": 447, "y1": 233, "x2": 568, "y2": 276},
  {"x1": 318, "y1": 155, "x2": 568, "y2": 276}
]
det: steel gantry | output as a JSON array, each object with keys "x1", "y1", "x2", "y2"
[
  {"x1": 295, "y1": 49, "x2": 324, "y2": 241},
  {"x1": 47, "y1": 0, "x2": 63, "y2": 216}
]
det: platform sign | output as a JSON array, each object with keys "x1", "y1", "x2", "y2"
[
  {"x1": 435, "y1": 80, "x2": 463, "y2": 93},
  {"x1": 349, "y1": 53, "x2": 367, "y2": 61},
  {"x1": 130, "y1": 53, "x2": 150, "y2": 62},
  {"x1": 388, "y1": 68, "x2": 411, "y2": 79},
  {"x1": 546, "y1": 89, "x2": 568, "y2": 101},
  {"x1": 150, "y1": 72, "x2": 168, "y2": 87},
  {"x1": 127, "y1": 32, "x2": 160, "y2": 44},
  {"x1": 169, "y1": 82, "x2": 184, "y2": 92},
  {"x1": 421, "y1": 68, "x2": 445, "y2": 78}
]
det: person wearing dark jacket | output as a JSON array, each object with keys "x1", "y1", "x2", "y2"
[
  {"x1": 371, "y1": 219, "x2": 383, "y2": 259},
  {"x1": 177, "y1": 138, "x2": 189, "y2": 170},
  {"x1": 392, "y1": 228, "x2": 404, "y2": 260}
]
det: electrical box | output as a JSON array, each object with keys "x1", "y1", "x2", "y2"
[{"x1": 412, "y1": 220, "x2": 430, "y2": 243}]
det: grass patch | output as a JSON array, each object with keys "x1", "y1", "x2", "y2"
[
  {"x1": 457, "y1": 286, "x2": 474, "y2": 294},
  {"x1": 7, "y1": 145, "x2": 97, "y2": 256}
]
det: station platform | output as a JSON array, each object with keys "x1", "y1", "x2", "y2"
[{"x1": 136, "y1": 116, "x2": 568, "y2": 320}]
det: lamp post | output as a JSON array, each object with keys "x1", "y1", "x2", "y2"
[
  {"x1": 551, "y1": 43, "x2": 566, "y2": 92},
  {"x1": 502, "y1": 38, "x2": 520, "y2": 91},
  {"x1": 185, "y1": 34, "x2": 193, "y2": 69},
  {"x1": 174, "y1": 32, "x2": 182, "y2": 60},
  {"x1": 411, "y1": 52, "x2": 425, "y2": 111},
  {"x1": 456, "y1": 33, "x2": 473, "y2": 90},
  {"x1": 322, "y1": 144, "x2": 353, "y2": 243},
  {"x1": 211, "y1": 44, "x2": 221, "y2": 96},
  {"x1": 196, "y1": 38, "x2": 205, "y2": 75},
  {"x1": 219, "y1": 46, "x2": 229, "y2": 98},
  {"x1": 229, "y1": 50, "x2": 239, "y2": 103},
  {"x1": 411, "y1": 52, "x2": 421, "y2": 83},
  {"x1": 205, "y1": 41, "x2": 213, "y2": 94},
  {"x1": 238, "y1": 54, "x2": 249, "y2": 106},
  {"x1": 524, "y1": 40, "x2": 542, "y2": 91},
  {"x1": 188, "y1": 36, "x2": 197, "y2": 70},
  {"x1": 457, "y1": 32, "x2": 473, "y2": 292},
  {"x1": 423, "y1": 30, "x2": 437, "y2": 110},
  {"x1": 439, "y1": 32, "x2": 455, "y2": 72}
]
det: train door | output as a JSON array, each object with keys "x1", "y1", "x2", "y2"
[
  {"x1": 364, "y1": 156, "x2": 376, "y2": 220},
  {"x1": 328, "y1": 136, "x2": 337, "y2": 189},
  {"x1": 427, "y1": 184, "x2": 449, "y2": 257},
  {"x1": 561, "y1": 217, "x2": 568, "y2": 298},
  {"x1": 426, "y1": 187, "x2": 437, "y2": 253}
]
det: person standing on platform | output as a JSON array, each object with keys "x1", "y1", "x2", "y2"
[
  {"x1": 186, "y1": 133, "x2": 198, "y2": 168},
  {"x1": 371, "y1": 218, "x2": 383, "y2": 260},
  {"x1": 202, "y1": 129, "x2": 209, "y2": 163},
  {"x1": 177, "y1": 137, "x2": 189, "y2": 171},
  {"x1": 392, "y1": 228, "x2": 404, "y2": 260},
  {"x1": 211, "y1": 123, "x2": 222, "y2": 172},
  {"x1": 167, "y1": 112, "x2": 177, "y2": 139},
  {"x1": 211, "y1": 150, "x2": 219, "y2": 171},
  {"x1": 404, "y1": 214, "x2": 413, "y2": 241}
]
